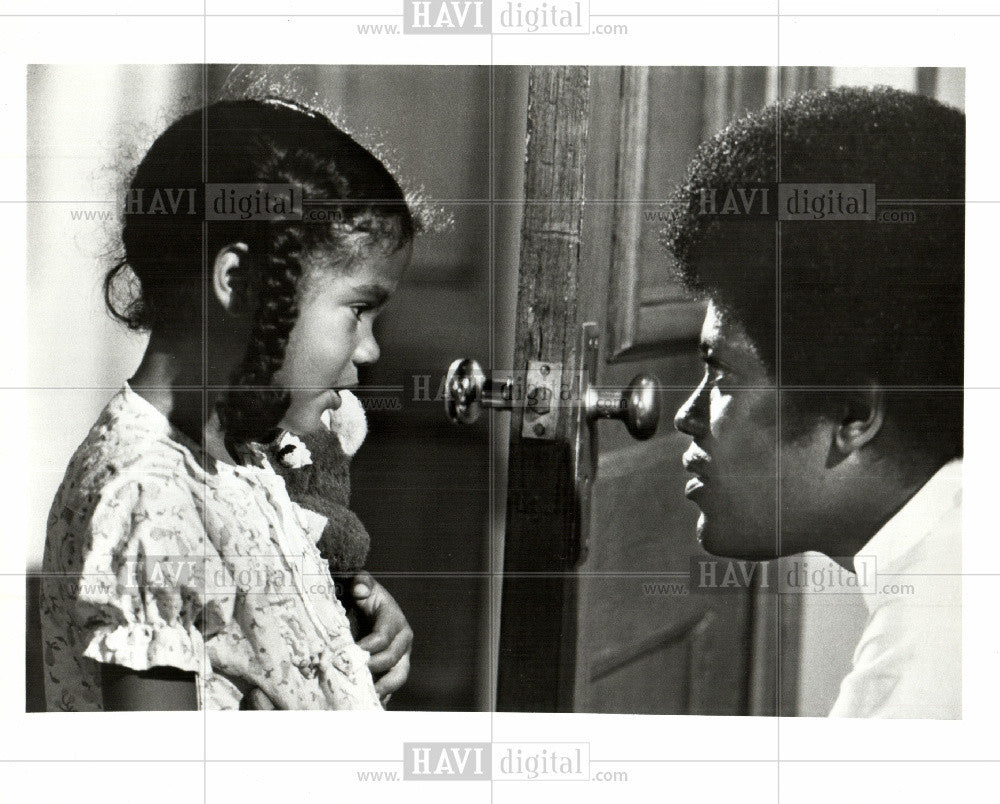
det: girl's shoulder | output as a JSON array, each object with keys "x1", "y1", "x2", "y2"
[
  {"x1": 68, "y1": 387, "x2": 185, "y2": 481},
  {"x1": 52, "y1": 387, "x2": 207, "y2": 526},
  {"x1": 43, "y1": 387, "x2": 217, "y2": 587}
]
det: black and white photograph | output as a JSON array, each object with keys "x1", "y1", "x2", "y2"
[
  {"x1": 4, "y1": 4, "x2": 998, "y2": 802},
  {"x1": 24, "y1": 62, "x2": 965, "y2": 718}
]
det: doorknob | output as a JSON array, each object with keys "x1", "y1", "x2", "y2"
[
  {"x1": 445, "y1": 358, "x2": 564, "y2": 439},
  {"x1": 446, "y1": 326, "x2": 661, "y2": 568},
  {"x1": 444, "y1": 357, "x2": 660, "y2": 441},
  {"x1": 584, "y1": 374, "x2": 660, "y2": 441},
  {"x1": 444, "y1": 358, "x2": 512, "y2": 425}
]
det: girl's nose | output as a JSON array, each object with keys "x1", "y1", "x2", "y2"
[{"x1": 353, "y1": 329, "x2": 380, "y2": 366}]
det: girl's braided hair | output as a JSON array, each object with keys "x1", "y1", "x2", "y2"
[{"x1": 106, "y1": 99, "x2": 414, "y2": 449}]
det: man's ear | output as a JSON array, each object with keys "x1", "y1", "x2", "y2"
[
  {"x1": 834, "y1": 385, "x2": 886, "y2": 454},
  {"x1": 212, "y1": 242, "x2": 251, "y2": 315}
]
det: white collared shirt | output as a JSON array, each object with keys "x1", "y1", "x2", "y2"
[{"x1": 829, "y1": 459, "x2": 962, "y2": 719}]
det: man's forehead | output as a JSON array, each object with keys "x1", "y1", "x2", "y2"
[{"x1": 700, "y1": 301, "x2": 760, "y2": 358}]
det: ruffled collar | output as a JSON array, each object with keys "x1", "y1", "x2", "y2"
[{"x1": 117, "y1": 383, "x2": 271, "y2": 482}]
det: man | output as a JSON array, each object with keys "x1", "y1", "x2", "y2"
[{"x1": 663, "y1": 86, "x2": 964, "y2": 718}]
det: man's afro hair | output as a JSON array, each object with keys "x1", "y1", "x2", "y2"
[{"x1": 661, "y1": 85, "x2": 965, "y2": 459}]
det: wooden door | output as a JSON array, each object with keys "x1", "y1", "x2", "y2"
[{"x1": 496, "y1": 66, "x2": 800, "y2": 715}]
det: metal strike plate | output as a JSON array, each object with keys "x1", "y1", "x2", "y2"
[
  {"x1": 520, "y1": 359, "x2": 563, "y2": 440},
  {"x1": 570, "y1": 323, "x2": 600, "y2": 565}
]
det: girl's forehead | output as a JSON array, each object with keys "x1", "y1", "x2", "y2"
[
  {"x1": 303, "y1": 241, "x2": 411, "y2": 296},
  {"x1": 358, "y1": 240, "x2": 412, "y2": 284}
]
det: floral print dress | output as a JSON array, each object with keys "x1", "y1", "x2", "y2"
[{"x1": 39, "y1": 385, "x2": 382, "y2": 711}]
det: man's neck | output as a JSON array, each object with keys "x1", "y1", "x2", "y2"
[{"x1": 824, "y1": 459, "x2": 942, "y2": 572}]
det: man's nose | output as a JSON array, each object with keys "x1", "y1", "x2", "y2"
[{"x1": 674, "y1": 386, "x2": 709, "y2": 439}]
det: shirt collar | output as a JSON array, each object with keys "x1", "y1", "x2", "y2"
[
  {"x1": 853, "y1": 458, "x2": 962, "y2": 613},
  {"x1": 118, "y1": 381, "x2": 173, "y2": 436},
  {"x1": 121, "y1": 382, "x2": 285, "y2": 482}
]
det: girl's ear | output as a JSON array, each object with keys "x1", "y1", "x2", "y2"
[{"x1": 212, "y1": 242, "x2": 251, "y2": 315}]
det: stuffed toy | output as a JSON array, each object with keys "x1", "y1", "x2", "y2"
[{"x1": 264, "y1": 390, "x2": 371, "y2": 576}]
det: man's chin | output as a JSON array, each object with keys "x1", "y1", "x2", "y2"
[{"x1": 695, "y1": 512, "x2": 779, "y2": 561}]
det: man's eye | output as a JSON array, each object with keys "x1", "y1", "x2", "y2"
[
  {"x1": 350, "y1": 305, "x2": 369, "y2": 320},
  {"x1": 706, "y1": 364, "x2": 731, "y2": 387}
]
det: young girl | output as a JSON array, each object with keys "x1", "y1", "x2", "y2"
[{"x1": 40, "y1": 98, "x2": 414, "y2": 711}]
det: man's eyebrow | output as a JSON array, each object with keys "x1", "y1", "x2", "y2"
[{"x1": 700, "y1": 341, "x2": 735, "y2": 370}]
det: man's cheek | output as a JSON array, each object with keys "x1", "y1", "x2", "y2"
[{"x1": 707, "y1": 388, "x2": 733, "y2": 434}]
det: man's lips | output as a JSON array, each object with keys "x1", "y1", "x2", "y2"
[
  {"x1": 682, "y1": 446, "x2": 711, "y2": 499},
  {"x1": 682, "y1": 447, "x2": 711, "y2": 479}
]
